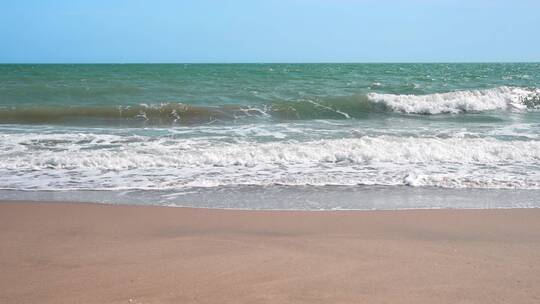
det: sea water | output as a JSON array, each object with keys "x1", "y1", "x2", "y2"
[{"x1": 0, "y1": 63, "x2": 539, "y2": 209}]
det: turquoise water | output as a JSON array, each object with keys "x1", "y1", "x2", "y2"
[
  {"x1": 1, "y1": 63, "x2": 539, "y2": 123},
  {"x1": 0, "y1": 63, "x2": 539, "y2": 209}
]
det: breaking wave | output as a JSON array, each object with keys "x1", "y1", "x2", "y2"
[
  {"x1": 0, "y1": 86, "x2": 538, "y2": 125},
  {"x1": 368, "y1": 86, "x2": 540, "y2": 114}
]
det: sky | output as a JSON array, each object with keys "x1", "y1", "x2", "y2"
[{"x1": 1, "y1": 0, "x2": 539, "y2": 63}]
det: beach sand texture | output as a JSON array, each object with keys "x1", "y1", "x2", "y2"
[{"x1": 1, "y1": 202, "x2": 539, "y2": 303}]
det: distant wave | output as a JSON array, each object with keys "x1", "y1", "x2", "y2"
[{"x1": 1, "y1": 86, "x2": 538, "y2": 125}]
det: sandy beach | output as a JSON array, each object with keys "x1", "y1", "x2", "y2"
[{"x1": 0, "y1": 202, "x2": 538, "y2": 303}]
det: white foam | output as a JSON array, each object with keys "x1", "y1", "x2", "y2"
[
  {"x1": 367, "y1": 86, "x2": 540, "y2": 114},
  {"x1": 1, "y1": 132, "x2": 539, "y2": 191}
]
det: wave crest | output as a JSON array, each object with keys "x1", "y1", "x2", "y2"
[{"x1": 367, "y1": 86, "x2": 540, "y2": 114}]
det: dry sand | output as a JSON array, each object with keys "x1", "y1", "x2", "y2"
[{"x1": 0, "y1": 202, "x2": 539, "y2": 303}]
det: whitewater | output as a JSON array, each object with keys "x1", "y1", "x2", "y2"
[{"x1": 0, "y1": 63, "x2": 539, "y2": 209}]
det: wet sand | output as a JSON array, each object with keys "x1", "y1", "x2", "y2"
[{"x1": 1, "y1": 202, "x2": 539, "y2": 303}]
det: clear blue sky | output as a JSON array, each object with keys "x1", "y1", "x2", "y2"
[{"x1": 1, "y1": 0, "x2": 539, "y2": 63}]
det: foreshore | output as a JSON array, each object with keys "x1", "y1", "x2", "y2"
[{"x1": 1, "y1": 201, "x2": 539, "y2": 303}]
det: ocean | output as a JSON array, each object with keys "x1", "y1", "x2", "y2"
[{"x1": 1, "y1": 63, "x2": 539, "y2": 209}]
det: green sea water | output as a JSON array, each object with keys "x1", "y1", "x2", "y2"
[{"x1": 0, "y1": 63, "x2": 539, "y2": 123}]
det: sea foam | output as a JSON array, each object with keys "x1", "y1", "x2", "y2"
[
  {"x1": 1, "y1": 133, "x2": 539, "y2": 191},
  {"x1": 367, "y1": 86, "x2": 540, "y2": 114}
]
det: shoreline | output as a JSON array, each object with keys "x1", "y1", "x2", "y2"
[
  {"x1": 2, "y1": 198, "x2": 540, "y2": 212},
  {"x1": 1, "y1": 201, "x2": 539, "y2": 303},
  {"x1": 1, "y1": 185, "x2": 538, "y2": 210}
]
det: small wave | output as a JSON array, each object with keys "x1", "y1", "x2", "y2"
[{"x1": 367, "y1": 86, "x2": 540, "y2": 114}]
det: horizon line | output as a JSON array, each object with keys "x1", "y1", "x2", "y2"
[{"x1": 1, "y1": 61, "x2": 539, "y2": 65}]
